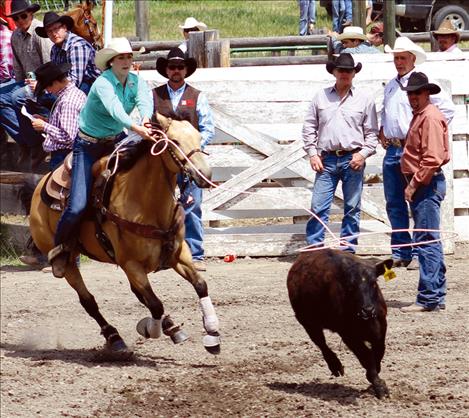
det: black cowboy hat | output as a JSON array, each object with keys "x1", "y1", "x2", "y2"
[
  {"x1": 35, "y1": 11, "x2": 74, "y2": 38},
  {"x1": 34, "y1": 61, "x2": 72, "y2": 97},
  {"x1": 156, "y1": 47, "x2": 197, "y2": 79},
  {"x1": 400, "y1": 72, "x2": 441, "y2": 95},
  {"x1": 326, "y1": 53, "x2": 362, "y2": 74},
  {"x1": 6, "y1": 0, "x2": 40, "y2": 17}
]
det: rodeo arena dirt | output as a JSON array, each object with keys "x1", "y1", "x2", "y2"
[{"x1": 0, "y1": 244, "x2": 468, "y2": 417}]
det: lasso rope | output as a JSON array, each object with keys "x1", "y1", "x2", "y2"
[{"x1": 139, "y1": 132, "x2": 458, "y2": 252}]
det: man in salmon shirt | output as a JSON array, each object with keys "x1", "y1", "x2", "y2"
[{"x1": 399, "y1": 72, "x2": 449, "y2": 313}]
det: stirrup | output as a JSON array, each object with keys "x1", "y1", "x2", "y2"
[{"x1": 48, "y1": 244, "x2": 70, "y2": 278}]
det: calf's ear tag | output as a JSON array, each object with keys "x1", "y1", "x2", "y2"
[{"x1": 383, "y1": 265, "x2": 396, "y2": 282}]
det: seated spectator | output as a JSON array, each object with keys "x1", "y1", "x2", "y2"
[
  {"x1": 7, "y1": 0, "x2": 53, "y2": 168},
  {"x1": 0, "y1": 15, "x2": 21, "y2": 148},
  {"x1": 178, "y1": 17, "x2": 207, "y2": 54},
  {"x1": 367, "y1": 22, "x2": 384, "y2": 47},
  {"x1": 35, "y1": 11, "x2": 100, "y2": 94},
  {"x1": 330, "y1": 26, "x2": 381, "y2": 54},
  {"x1": 432, "y1": 20, "x2": 462, "y2": 53},
  {"x1": 31, "y1": 61, "x2": 86, "y2": 170}
]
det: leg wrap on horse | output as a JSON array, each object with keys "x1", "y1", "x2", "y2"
[
  {"x1": 136, "y1": 317, "x2": 162, "y2": 339},
  {"x1": 47, "y1": 244, "x2": 71, "y2": 278},
  {"x1": 199, "y1": 296, "x2": 219, "y2": 333}
]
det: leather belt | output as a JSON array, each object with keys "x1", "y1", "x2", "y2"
[
  {"x1": 321, "y1": 148, "x2": 361, "y2": 157},
  {"x1": 79, "y1": 130, "x2": 120, "y2": 144},
  {"x1": 388, "y1": 138, "x2": 405, "y2": 147},
  {"x1": 404, "y1": 169, "x2": 443, "y2": 183}
]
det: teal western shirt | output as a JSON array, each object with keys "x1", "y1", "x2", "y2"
[{"x1": 79, "y1": 69, "x2": 153, "y2": 138}]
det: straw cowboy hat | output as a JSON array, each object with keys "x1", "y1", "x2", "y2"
[
  {"x1": 35, "y1": 11, "x2": 74, "y2": 38},
  {"x1": 326, "y1": 53, "x2": 362, "y2": 74},
  {"x1": 95, "y1": 37, "x2": 145, "y2": 71},
  {"x1": 6, "y1": 0, "x2": 40, "y2": 17},
  {"x1": 34, "y1": 62, "x2": 71, "y2": 97},
  {"x1": 337, "y1": 26, "x2": 368, "y2": 41},
  {"x1": 384, "y1": 36, "x2": 426, "y2": 65},
  {"x1": 400, "y1": 72, "x2": 441, "y2": 95},
  {"x1": 156, "y1": 47, "x2": 197, "y2": 79},
  {"x1": 432, "y1": 20, "x2": 461, "y2": 41},
  {"x1": 179, "y1": 17, "x2": 207, "y2": 34}
]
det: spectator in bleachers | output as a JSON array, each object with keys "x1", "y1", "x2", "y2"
[
  {"x1": 0, "y1": 15, "x2": 21, "y2": 147},
  {"x1": 329, "y1": 26, "x2": 381, "y2": 54},
  {"x1": 367, "y1": 22, "x2": 384, "y2": 47},
  {"x1": 30, "y1": 61, "x2": 86, "y2": 170},
  {"x1": 8, "y1": 0, "x2": 52, "y2": 168},
  {"x1": 35, "y1": 11, "x2": 100, "y2": 94},
  {"x1": 432, "y1": 20, "x2": 463, "y2": 53}
]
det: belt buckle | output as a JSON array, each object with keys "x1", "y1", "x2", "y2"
[
  {"x1": 390, "y1": 138, "x2": 402, "y2": 147},
  {"x1": 335, "y1": 150, "x2": 345, "y2": 157}
]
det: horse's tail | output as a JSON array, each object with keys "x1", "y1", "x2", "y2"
[{"x1": 17, "y1": 180, "x2": 36, "y2": 216}]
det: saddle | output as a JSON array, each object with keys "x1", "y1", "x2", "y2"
[{"x1": 44, "y1": 152, "x2": 73, "y2": 210}]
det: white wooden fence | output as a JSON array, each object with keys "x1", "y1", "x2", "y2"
[{"x1": 144, "y1": 52, "x2": 469, "y2": 256}]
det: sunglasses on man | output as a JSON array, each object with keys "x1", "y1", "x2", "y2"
[
  {"x1": 168, "y1": 64, "x2": 186, "y2": 71},
  {"x1": 12, "y1": 13, "x2": 29, "y2": 21}
]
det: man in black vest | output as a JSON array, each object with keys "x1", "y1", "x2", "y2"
[{"x1": 154, "y1": 47, "x2": 214, "y2": 271}]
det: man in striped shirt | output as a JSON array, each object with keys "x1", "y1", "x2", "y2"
[
  {"x1": 35, "y1": 12, "x2": 100, "y2": 94},
  {"x1": 30, "y1": 61, "x2": 86, "y2": 170}
]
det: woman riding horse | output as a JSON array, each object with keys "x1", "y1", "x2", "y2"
[{"x1": 48, "y1": 37, "x2": 153, "y2": 277}]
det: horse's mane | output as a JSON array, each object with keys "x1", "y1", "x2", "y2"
[{"x1": 111, "y1": 140, "x2": 154, "y2": 173}]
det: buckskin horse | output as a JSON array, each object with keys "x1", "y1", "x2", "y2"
[
  {"x1": 65, "y1": 0, "x2": 103, "y2": 49},
  {"x1": 27, "y1": 114, "x2": 220, "y2": 358}
]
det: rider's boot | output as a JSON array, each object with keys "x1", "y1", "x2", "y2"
[{"x1": 48, "y1": 244, "x2": 71, "y2": 278}]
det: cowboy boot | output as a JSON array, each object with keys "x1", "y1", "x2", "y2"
[{"x1": 48, "y1": 244, "x2": 70, "y2": 278}]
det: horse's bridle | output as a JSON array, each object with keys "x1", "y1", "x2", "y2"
[{"x1": 145, "y1": 121, "x2": 208, "y2": 174}]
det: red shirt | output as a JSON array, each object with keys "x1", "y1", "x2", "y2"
[{"x1": 401, "y1": 102, "x2": 449, "y2": 188}]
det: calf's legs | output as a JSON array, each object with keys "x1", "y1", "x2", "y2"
[
  {"x1": 302, "y1": 323, "x2": 344, "y2": 376},
  {"x1": 342, "y1": 334, "x2": 389, "y2": 399}
]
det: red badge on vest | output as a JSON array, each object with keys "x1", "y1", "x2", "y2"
[{"x1": 181, "y1": 99, "x2": 195, "y2": 107}]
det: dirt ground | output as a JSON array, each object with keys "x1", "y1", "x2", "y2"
[{"x1": 1, "y1": 244, "x2": 468, "y2": 418}]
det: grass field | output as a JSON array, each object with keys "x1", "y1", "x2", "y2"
[{"x1": 75, "y1": 0, "x2": 332, "y2": 40}]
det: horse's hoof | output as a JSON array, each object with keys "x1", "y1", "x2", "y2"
[
  {"x1": 171, "y1": 329, "x2": 189, "y2": 344},
  {"x1": 136, "y1": 317, "x2": 162, "y2": 339},
  {"x1": 104, "y1": 340, "x2": 133, "y2": 361},
  {"x1": 203, "y1": 333, "x2": 221, "y2": 355}
]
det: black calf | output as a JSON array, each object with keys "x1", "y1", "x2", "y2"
[{"x1": 287, "y1": 249, "x2": 393, "y2": 399}]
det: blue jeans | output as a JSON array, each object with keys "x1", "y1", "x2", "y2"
[
  {"x1": 332, "y1": 0, "x2": 352, "y2": 32},
  {"x1": 177, "y1": 174, "x2": 204, "y2": 261},
  {"x1": 410, "y1": 173, "x2": 446, "y2": 308},
  {"x1": 55, "y1": 134, "x2": 119, "y2": 246},
  {"x1": 11, "y1": 85, "x2": 53, "y2": 148},
  {"x1": 383, "y1": 145, "x2": 417, "y2": 261},
  {"x1": 50, "y1": 149, "x2": 71, "y2": 171},
  {"x1": 299, "y1": 0, "x2": 316, "y2": 35},
  {"x1": 306, "y1": 153, "x2": 364, "y2": 252},
  {"x1": 0, "y1": 79, "x2": 22, "y2": 144}
]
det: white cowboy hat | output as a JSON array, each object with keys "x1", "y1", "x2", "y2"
[
  {"x1": 179, "y1": 17, "x2": 207, "y2": 33},
  {"x1": 95, "y1": 37, "x2": 145, "y2": 71},
  {"x1": 337, "y1": 26, "x2": 368, "y2": 41},
  {"x1": 384, "y1": 36, "x2": 426, "y2": 65}
]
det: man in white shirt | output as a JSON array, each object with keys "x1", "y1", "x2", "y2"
[{"x1": 380, "y1": 37, "x2": 455, "y2": 269}]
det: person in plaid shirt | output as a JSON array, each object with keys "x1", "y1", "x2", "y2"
[
  {"x1": 36, "y1": 11, "x2": 100, "y2": 94},
  {"x1": 30, "y1": 61, "x2": 86, "y2": 170}
]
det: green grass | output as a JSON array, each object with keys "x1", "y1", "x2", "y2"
[{"x1": 82, "y1": 0, "x2": 331, "y2": 40}]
